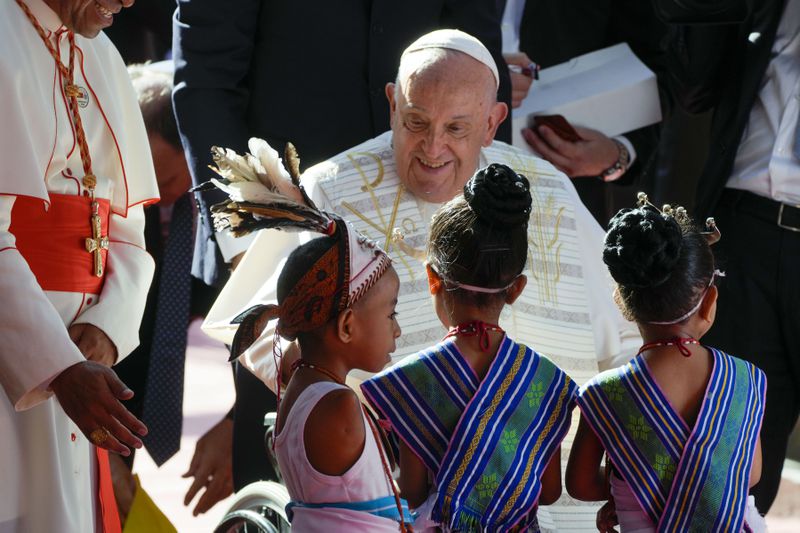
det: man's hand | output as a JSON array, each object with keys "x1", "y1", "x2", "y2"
[
  {"x1": 69, "y1": 323, "x2": 118, "y2": 367},
  {"x1": 522, "y1": 125, "x2": 620, "y2": 178},
  {"x1": 504, "y1": 52, "x2": 536, "y2": 108},
  {"x1": 183, "y1": 416, "x2": 234, "y2": 516},
  {"x1": 50, "y1": 361, "x2": 147, "y2": 456}
]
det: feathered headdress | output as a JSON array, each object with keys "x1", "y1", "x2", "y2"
[
  {"x1": 192, "y1": 138, "x2": 334, "y2": 237},
  {"x1": 195, "y1": 139, "x2": 392, "y2": 362}
]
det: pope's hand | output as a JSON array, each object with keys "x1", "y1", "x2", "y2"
[
  {"x1": 50, "y1": 361, "x2": 147, "y2": 456},
  {"x1": 69, "y1": 323, "x2": 118, "y2": 367},
  {"x1": 504, "y1": 52, "x2": 535, "y2": 108},
  {"x1": 183, "y1": 416, "x2": 234, "y2": 515},
  {"x1": 522, "y1": 125, "x2": 620, "y2": 179}
]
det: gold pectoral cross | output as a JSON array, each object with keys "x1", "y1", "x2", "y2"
[{"x1": 85, "y1": 199, "x2": 109, "y2": 277}]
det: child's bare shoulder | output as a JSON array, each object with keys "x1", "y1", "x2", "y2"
[
  {"x1": 307, "y1": 387, "x2": 364, "y2": 434},
  {"x1": 304, "y1": 386, "x2": 367, "y2": 475}
]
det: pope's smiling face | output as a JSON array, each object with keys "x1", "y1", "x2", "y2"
[
  {"x1": 387, "y1": 50, "x2": 507, "y2": 204},
  {"x1": 45, "y1": 0, "x2": 133, "y2": 38}
]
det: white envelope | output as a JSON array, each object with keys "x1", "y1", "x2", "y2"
[{"x1": 511, "y1": 43, "x2": 662, "y2": 150}]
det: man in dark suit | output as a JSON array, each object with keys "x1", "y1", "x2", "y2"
[
  {"x1": 508, "y1": 0, "x2": 667, "y2": 224},
  {"x1": 172, "y1": 0, "x2": 511, "y2": 493},
  {"x1": 656, "y1": 0, "x2": 799, "y2": 512}
]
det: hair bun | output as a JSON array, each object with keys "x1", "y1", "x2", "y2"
[
  {"x1": 603, "y1": 206, "x2": 682, "y2": 288},
  {"x1": 464, "y1": 163, "x2": 532, "y2": 226}
]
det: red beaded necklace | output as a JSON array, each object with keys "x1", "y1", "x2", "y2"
[
  {"x1": 637, "y1": 336, "x2": 699, "y2": 357},
  {"x1": 444, "y1": 320, "x2": 505, "y2": 352}
]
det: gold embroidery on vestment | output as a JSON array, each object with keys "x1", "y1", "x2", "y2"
[
  {"x1": 340, "y1": 152, "x2": 418, "y2": 279},
  {"x1": 508, "y1": 153, "x2": 563, "y2": 305}
]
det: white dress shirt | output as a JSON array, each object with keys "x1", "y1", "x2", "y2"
[{"x1": 727, "y1": 0, "x2": 800, "y2": 204}]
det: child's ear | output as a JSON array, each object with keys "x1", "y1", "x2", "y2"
[
  {"x1": 426, "y1": 263, "x2": 443, "y2": 295},
  {"x1": 698, "y1": 285, "x2": 718, "y2": 326},
  {"x1": 505, "y1": 275, "x2": 528, "y2": 305},
  {"x1": 336, "y1": 308, "x2": 355, "y2": 343},
  {"x1": 612, "y1": 285, "x2": 626, "y2": 314}
]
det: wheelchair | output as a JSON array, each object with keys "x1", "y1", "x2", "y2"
[{"x1": 214, "y1": 413, "x2": 292, "y2": 533}]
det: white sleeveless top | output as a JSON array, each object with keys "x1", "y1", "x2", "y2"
[{"x1": 274, "y1": 381, "x2": 400, "y2": 532}]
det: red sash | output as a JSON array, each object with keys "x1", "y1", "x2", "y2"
[
  {"x1": 96, "y1": 448, "x2": 122, "y2": 533},
  {"x1": 8, "y1": 193, "x2": 109, "y2": 294}
]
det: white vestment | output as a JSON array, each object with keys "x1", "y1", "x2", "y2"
[
  {"x1": 0, "y1": 1, "x2": 158, "y2": 531},
  {"x1": 203, "y1": 131, "x2": 640, "y2": 530}
]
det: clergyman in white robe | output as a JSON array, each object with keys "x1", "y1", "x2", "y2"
[{"x1": 0, "y1": 1, "x2": 158, "y2": 531}]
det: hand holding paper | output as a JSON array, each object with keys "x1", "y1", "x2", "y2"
[{"x1": 511, "y1": 43, "x2": 661, "y2": 151}]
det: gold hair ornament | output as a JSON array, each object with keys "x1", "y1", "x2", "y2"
[{"x1": 636, "y1": 192, "x2": 721, "y2": 245}]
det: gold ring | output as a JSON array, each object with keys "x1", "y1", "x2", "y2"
[{"x1": 89, "y1": 428, "x2": 110, "y2": 446}]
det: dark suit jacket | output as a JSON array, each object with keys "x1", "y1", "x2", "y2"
[
  {"x1": 516, "y1": 0, "x2": 668, "y2": 186},
  {"x1": 173, "y1": 0, "x2": 511, "y2": 288},
  {"x1": 656, "y1": 0, "x2": 787, "y2": 217},
  {"x1": 103, "y1": 0, "x2": 174, "y2": 63}
]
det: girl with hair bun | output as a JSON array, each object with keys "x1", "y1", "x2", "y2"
[
  {"x1": 566, "y1": 195, "x2": 767, "y2": 532},
  {"x1": 362, "y1": 164, "x2": 578, "y2": 532}
]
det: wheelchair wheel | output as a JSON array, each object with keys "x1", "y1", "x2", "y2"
[{"x1": 214, "y1": 481, "x2": 291, "y2": 533}]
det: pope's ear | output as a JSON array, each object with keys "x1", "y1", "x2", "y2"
[
  {"x1": 426, "y1": 263, "x2": 443, "y2": 295},
  {"x1": 386, "y1": 83, "x2": 397, "y2": 117},
  {"x1": 483, "y1": 101, "x2": 508, "y2": 146},
  {"x1": 337, "y1": 308, "x2": 355, "y2": 343}
]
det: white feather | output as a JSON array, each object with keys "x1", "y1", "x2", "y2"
[
  {"x1": 210, "y1": 178, "x2": 278, "y2": 204},
  {"x1": 247, "y1": 137, "x2": 303, "y2": 201}
]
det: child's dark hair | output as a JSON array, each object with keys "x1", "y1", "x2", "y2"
[
  {"x1": 428, "y1": 163, "x2": 531, "y2": 308},
  {"x1": 603, "y1": 205, "x2": 714, "y2": 323}
]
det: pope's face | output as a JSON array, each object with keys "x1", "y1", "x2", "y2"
[
  {"x1": 387, "y1": 55, "x2": 507, "y2": 204},
  {"x1": 46, "y1": 0, "x2": 134, "y2": 38}
]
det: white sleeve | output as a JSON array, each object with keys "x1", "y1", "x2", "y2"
[
  {"x1": 0, "y1": 196, "x2": 85, "y2": 411},
  {"x1": 602, "y1": 135, "x2": 638, "y2": 183},
  {"x1": 615, "y1": 135, "x2": 637, "y2": 167},
  {"x1": 72, "y1": 203, "x2": 155, "y2": 362},
  {"x1": 238, "y1": 324, "x2": 289, "y2": 394},
  {"x1": 215, "y1": 228, "x2": 257, "y2": 262}
]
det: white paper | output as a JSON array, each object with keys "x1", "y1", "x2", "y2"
[{"x1": 511, "y1": 43, "x2": 662, "y2": 149}]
